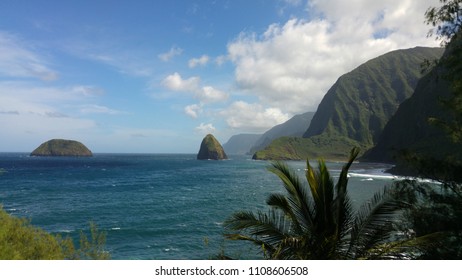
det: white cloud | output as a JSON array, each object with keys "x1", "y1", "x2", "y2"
[
  {"x1": 184, "y1": 104, "x2": 202, "y2": 118},
  {"x1": 220, "y1": 101, "x2": 290, "y2": 132},
  {"x1": 158, "y1": 46, "x2": 183, "y2": 62},
  {"x1": 188, "y1": 55, "x2": 210, "y2": 68},
  {"x1": 196, "y1": 86, "x2": 228, "y2": 103},
  {"x1": 227, "y1": 0, "x2": 440, "y2": 114},
  {"x1": 195, "y1": 122, "x2": 216, "y2": 134},
  {"x1": 0, "y1": 31, "x2": 58, "y2": 81},
  {"x1": 161, "y1": 73, "x2": 228, "y2": 118},
  {"x1": 161, "y1": 72, "x2": 201, "y2": 92}
]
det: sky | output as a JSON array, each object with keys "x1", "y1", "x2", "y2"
[{"x1": 0, "y1": 0, "x2": 442, "y2": 153}]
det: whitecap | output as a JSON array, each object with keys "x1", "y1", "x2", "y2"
[
  {"x1": 349, "y1": 172, "x2": 441, "y2": 184},
  {"x1": 56, "y1": 229, "x2": 74, "y2": 233},
  {"x1": 163, "y1": 247, "x2": 179, "y2": 252},
  {"x1": 360, "y1": 178, "x2": 374, "y2": 181},
  {"x1": 348, "y1": 172, "x2": 402, "y2": 180}
]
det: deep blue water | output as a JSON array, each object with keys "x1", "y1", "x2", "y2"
[{"x1": 0, "y1": 153, "x2": 397, "y2": 259}]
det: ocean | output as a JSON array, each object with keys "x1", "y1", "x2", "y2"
[{"x1": 0, "y1": 153, "x2": 398, "y2": 259}]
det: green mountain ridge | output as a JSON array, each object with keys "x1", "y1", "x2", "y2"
[
  {"x1": 252, "y1": 135, "x2": 364, "y2": 161},
  {"x1": 364, "y1": 38, "x2": 462, "y2": 170},
  {"x1": 223, "y1": 112, "x2": 315, "y2": 155},
  {"x1": 250, "y1": 112, "x2": 315, "y2": 154},
  {"x1": 253, "y1": 47, "x2": 445, "y2": 160}
]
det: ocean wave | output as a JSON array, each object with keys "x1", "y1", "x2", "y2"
[
  {"x1": 348, "y1": 173, "x2": 403, "y2": 181},
  {"x1": 360, "y1": 178, "x2": 374, "y2": 181},
  {"x1": 163, "y1": 247, "x2": 179, "y2": 252},
  {"x1": 56, "y1": 229, "x2": 74, "y2": 233},
  {"x1": 348, "y1": 172, "x2": 441, "y2": 184}
]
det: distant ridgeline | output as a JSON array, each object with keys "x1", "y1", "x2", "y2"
[
  {"x1": 30, "y1": 139, "x2": 93, "y2": 157},
  {"x1": 222, "y1": 112, "x2": 315, "y2": 155},
  {"x1": 252, "y1": 47, "x2": 445, "y2": 161}
]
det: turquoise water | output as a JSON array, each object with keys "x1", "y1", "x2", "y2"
[{"x1": 0, "y1": 153, "x2": 396, "y2": 259}]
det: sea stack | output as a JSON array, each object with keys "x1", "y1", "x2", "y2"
[
  {"x1": 197, "y1": 134, "x2": 228, "y2": 160},
  {"x1": 30, "y1": 139, "x2": 93, "y2": 157}
]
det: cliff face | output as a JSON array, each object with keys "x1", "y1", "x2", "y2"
[
  {"x1": 223, "y1": 134, "x2": 261, "y2": 155},
  {"x1": 197, "y1": 134, "x2": 228, "y2": 160},
  {"x1": 30, "y1": 139, "x2": 93, "y2": 157},
  {"x1": 252, "y1": 47, "x2": 444, "y2": 160},
  {"x1": 364, "y1": 38, "x2": 462, "y2": 165},
  {"x1": 303, "y1": 47, "x2": 444, "y2": 146},
  {"x1": 250, "y1": 112, "x2": 315, "y2": 154}
]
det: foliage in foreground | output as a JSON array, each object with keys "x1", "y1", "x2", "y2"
[
  {"x1": 0, "y1": 207, "x2": 109, "y2": 260},
  {"x1": 391, "y1": 0, "x2": 462, "y2": 259},
  {"x1": 394, "y1": 180, "x2": 462, "y2": 259},
  {"x1": 225, "y1": 148, "x2": 433, "y2": 259}
]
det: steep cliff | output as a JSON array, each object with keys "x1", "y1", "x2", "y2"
[
  {"x1": 253, "y1": 47, "x2": 444, "y2": 160},
  {"x1": 197, "y1": 134, "x2": 228, "y2": 160}
]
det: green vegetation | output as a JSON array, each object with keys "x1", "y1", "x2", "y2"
[
  {"x1": 395, "y1": 180, "x2": 462, "y2": 259},
  {"x1": 228, "y1": 2, "x2": 462, "y2": 258},
  {"x1": 0, "y1": 207, "x2": 109, "y2": 259},
  {"x1": 250, "y1": 112, "x2": 316, "y2": 155},
  {"x1": 253, "y1": 47, "x2": 444, "y2": 160},
  {"x1": 30, "y1": 139, "x2": 93, "y2": 157},
  {"x1": 304, "y1": 47, "x2": 443, "y2": 144},
  {"x1": 197, "y1": 134, "x2": 228, "y2": 160},
  {"x1": 227, "y1": 148, "x2": 429, "y2": 259},
  {"x1": 365, "y1": 1, "x2": 462, "y2": 172},
  {"x1": 362, "y1": 61, "x2": 462, "y2": 165},
  {"x1": 0, "y1": 207, "x2": 68, "y2": 259},
  {"x1": 425, "y1": 0, "x2": 462, "y2": 143},
  {"x1": 389, "y1": 0, "x2": 462, "y2": 259},
  {"x1": 252, "y1": 135, "x2": 366, "y2": 161}
]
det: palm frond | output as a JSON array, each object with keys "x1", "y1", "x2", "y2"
[
  {"x1": 268, "y1": 161, "x2": 314, "y2": 231},
  {"x1": 224, "y1": 210, "x2": 291, "y2": 245},
  {"x1": 348, "y1": 186, "x2": 410, "y2": 258},
  {"x1": 224, "y1": 147, "x2": 422, "y2": 260},
  {"x1": 266, "y1": 193, "x2": 304, "y2": 234},
  {"x1": 314, "y1": 160, "x2": 335, "y2": 232},
  {"x1": 333, "y1": 147, "x2": 359, "y2": 241},
  {"x1": 305, "y1": 159, "x2": 332, "y2": 232},
  {"x1": 362, "y1": 231, "x2": 448, "y2": 260}
]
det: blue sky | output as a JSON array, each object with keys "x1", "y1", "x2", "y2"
[{"x1": 0, "y1": 0, "x2": 440, "y2": 153}]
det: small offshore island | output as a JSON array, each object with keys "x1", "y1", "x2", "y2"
[
  {"x1": 197, "y1": 134, "x2": 228, "y2": 160},
  {"x1": 30, "y1": 139, "x2": 93, "y2": 157}
]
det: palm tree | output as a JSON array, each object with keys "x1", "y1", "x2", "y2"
[{"x1": 225, "y1": 147, "x2": 416, "y2": 259}]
